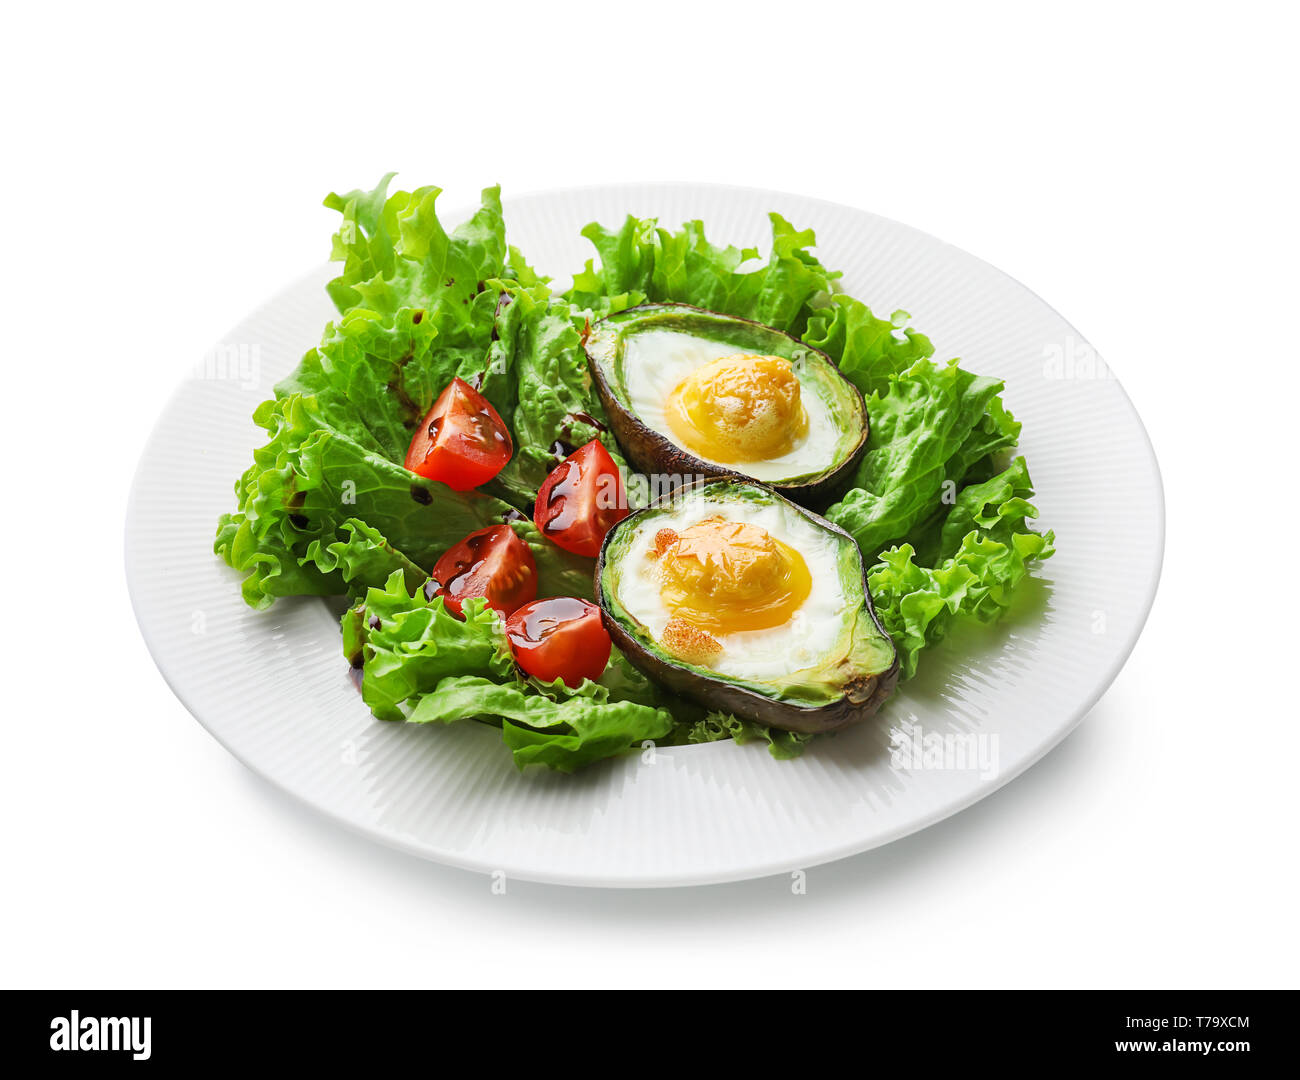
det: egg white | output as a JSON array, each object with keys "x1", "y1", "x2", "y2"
[
  {"x1": 622, "y1": 329, "x2": 843, "y2": 481},
  {"x1": 614, "y1": 496, "x2": 851, "y2": 682}
]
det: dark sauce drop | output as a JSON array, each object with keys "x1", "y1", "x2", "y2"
[
  {"x1": 566, "y1": 410, "x2": 608, "y2": 434},
  {"x1": 554, "y1": 413, "x2": 607, "y2": 459},
  {"x1": 388, "y1": 379, "x2": 423, "y2": 426},
  {"x1": 491, "y1": 292, "x2": 514, "y2": 342},
  {"x1": 410, "y1": 485, "x2": 433, "y2": 505}
]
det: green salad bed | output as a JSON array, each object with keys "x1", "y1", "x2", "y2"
[{"x1": 215, "y1": 176, "x2": 1054, "y2": 771}]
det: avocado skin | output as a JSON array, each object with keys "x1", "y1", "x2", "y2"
[
  {"x1": 593, "y1": 477, "x2": 900, "y2": 735},
  {"x1": 602, "y1": 614, "x2": 900, "y2": 734},
  {"x1": 583, "y1": 304, "x2": 870, "y2": 510}
]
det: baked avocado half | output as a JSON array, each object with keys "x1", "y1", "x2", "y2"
[
  {"x1": 595, "y1": 477, "x2": 899, "y2": 734},
  {"x1": 583, "y1": 304, "x2": 868, "y2": 506}
]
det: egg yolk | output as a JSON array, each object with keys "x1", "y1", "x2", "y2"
[
  {"x1": 665, "y1": 354, "x2": 808, "y2": 463},
  {"x1": 658, "y1": 517, "x2": 811, "y2": 634}
]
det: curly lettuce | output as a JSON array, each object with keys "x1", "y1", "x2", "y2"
[
  {"x1": 477, "y1": 284, "x2": 624, "y2": 508},
  {"x1": 324, "y1": 175, "x2": 507, "y2": 321},
  {"x1": 867, "y1": 457, "x2": 1055, "y2": 678},
  {"x1": 344, "y1": 572, "x2": 672, "y2": 771},
  {"x1": 215, "y1": 391, "x2": 508, "y2": 606},
  {"x1": 685, "y1": 712, "x2": 813, "y2": 760},
  {"x1": 824, "y1": 358, "x2": 1022, "y2": 557},
  {"x1": 802, "y1": 296, "x2": 934, "y2": 399},
  {"x1": 216, "y1": 174, "x2": 1055, "y2": 769},
  {"x1": 216, "y1": 179, "x2": 598, "y2": 607},
  {"x1": 565, "y1": 212, "x2": 838, "y2": 336},
  {"x1": 413, "y1": 678, "x2": 673, "y2": 773}
]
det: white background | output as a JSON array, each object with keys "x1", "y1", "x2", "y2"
[{"x1": 4, "y1": 1, "x2": 1297, "y2": 989}]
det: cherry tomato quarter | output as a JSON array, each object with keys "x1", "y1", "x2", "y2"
[
  {"x1": 405, "y1": 377, "x2": 512, "y2": 491},
  {"x1": 427, "y1": 524, "x2": 536, "y2": 618},
  {"x1": 505, "y1": 597, "x2": 612, "y2": 687},
  {"x1": 533, "y1": 439, "x2": 629, "y2": 558}
]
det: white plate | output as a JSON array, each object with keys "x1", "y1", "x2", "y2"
[{"x1": 125, "y1": 183, "x2": 1163, "y2": 888}]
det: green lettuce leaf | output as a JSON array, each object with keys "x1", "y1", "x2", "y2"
[
  {"x1": 867, "y1": 457, "x2": 1055, "y2": 678},
  {"x1": 685, "y1": 712, "x2": 813, "y2": 760},
  {"x1": 214, "y1": 390, "x2": 592, "y2": 607},
  {"x1": 303, "y1": 517, "x2": 428, "y2": 600},
  {"x1": 409, "y1": 676, "x2": 674, "y2": 772},
  {"x1": 215, "y1": 392, "x2": 509, "y2": 607},
  {"x1": 218, "y1": 176, "x2": 600, "y2": 607},
  {"x1": 801, "y1": 296, "x2": 935, "y2": 398},
  {"x1": 324, "y1": 177, "x2": 507, "y2": 321},
  {"x1": 590, "y1": 646, "x2": 678, "y2": 709},
  {"x1": 565, "y1": 213, "x2": 838, "y2": 335},
  {"x1": 215, "y1": 173, "x2": 1056, "y2": 770},
  {"x1": 568, "y1": 215, "x2": 656, "y2": 305},
  {"x1": 274, "y1": 301, "x2": 496, "y2": 464},
  {"x1": 351, "y1": 574, "x2": 514, "y2": 722},
  {"x1": 514, "y1": 517, "x2": 600, "y2": 601},
  {"x1": 346, "y1": 571, "x2": 672, "y2": 770},
  {"x1": 279, "y1": 176, "x2": 518, "y2": 465},
  {"x1": 825, "y1": 358, "x2": 1018, "y2": 557},
  {"x1": 477, "y1": 285, "x2": 623, "y2": 507}
]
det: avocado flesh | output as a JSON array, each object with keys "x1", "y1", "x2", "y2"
[
  {"x1": 583, "y1": 304, "x2": 869, "y2": 507},
  {"x1": 595, "y1": 478, "x2": 899, "y2": 734}
]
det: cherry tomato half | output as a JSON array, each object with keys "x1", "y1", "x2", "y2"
[
  {"x1": 405, "y1": 377, "x2": 512, "y2": 492},
  {"x1": 533, "y1": 439, "x2": 629, "y2": 558},
  {"x1": 505, "y1": 597, "x2": 611, "y2": 688},
  {"x1": 427, "y1": 524, "x2": 537, "y2": 618}
]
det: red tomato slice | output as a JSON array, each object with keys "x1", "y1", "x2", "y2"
[
  {"x1": 533, "y1": 439, "x2": 629, "y2": 558},
  {"x1": 405, "y1": 377, "x2": 512, "y2": 491},
  {"x1": 505, "y1": 597, "x2": 611, "y2": 688},
  {"x1": 427, "y1": 524, "x2": 537, "y2": 618}
]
